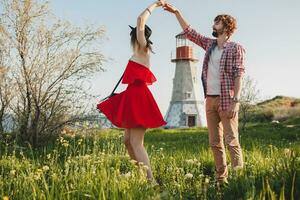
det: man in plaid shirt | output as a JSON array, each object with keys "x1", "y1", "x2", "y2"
[{"x1": 164, "y1": 3, "x2": 245, "y2": 185}]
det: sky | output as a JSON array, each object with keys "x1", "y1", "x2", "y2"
[{"x1": 50, "y1": 0, "x2": 300, "y2": 115}]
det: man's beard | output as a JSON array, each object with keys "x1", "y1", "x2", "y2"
[
  {"x1": 212, "y1": 29, "x2": 224, "y2": 38},
  {"x1": 212, "y1": 31, "x2": 218, "y2": 38}
]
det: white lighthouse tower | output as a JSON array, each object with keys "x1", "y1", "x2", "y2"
[{"x1": 165, "y1": 33, "x2": 206, "y2": 128}]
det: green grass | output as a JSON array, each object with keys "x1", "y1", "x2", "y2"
[{"x1": 0, "y1": 124, "x2": 299, "y2": 200}]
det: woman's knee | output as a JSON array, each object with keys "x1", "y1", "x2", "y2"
[{"x1": 129, "y1": 128, "x2": 145, "y2": 147}]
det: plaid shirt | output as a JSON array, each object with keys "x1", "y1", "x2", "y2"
[{"x1": 183, "y1": 26, "x2": 245, "y2": 111}]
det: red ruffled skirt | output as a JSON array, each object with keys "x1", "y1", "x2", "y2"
[{"x1": 97, "y1": 60, "x2": 166, "y2": 128}]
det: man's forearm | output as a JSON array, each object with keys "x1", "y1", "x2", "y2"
[
  {"x1": 233, "y1": 76, "x2": 243, "y2": 99},
  {"x1": 174, "y1": 10, "x2": 189, "y2": 30}
]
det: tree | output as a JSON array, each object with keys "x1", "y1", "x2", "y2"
[
  {"x1": 0, "y1": 23, "x2": 14, "y2": 137},
  {"x1": 0, "y1": 0, "x2": 106, "y2": 146},
  {"x1": 239, "y1": 75, "x2": 260, "y2": 131}
]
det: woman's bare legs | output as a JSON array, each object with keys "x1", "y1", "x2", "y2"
[
  {"x1": 124, "y1": 129, "x2": 136, "y2": 160},
  {"x1": 130, "y1": 127, "x2": 153, "y2": 180}
]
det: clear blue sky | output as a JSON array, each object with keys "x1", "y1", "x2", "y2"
[{"x1": 51, "y1": 0, "x2": 300, "y2": 115}]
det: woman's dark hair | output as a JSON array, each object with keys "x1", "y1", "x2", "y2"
[{"x1": 129, "y1": 24, "x2": 153, "y2": 52}]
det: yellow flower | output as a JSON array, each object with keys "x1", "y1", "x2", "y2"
[
  {"x1": 142, "y1": 165, "x2": 149, "y2": 171},
  {"x1": 84, "y1": 121, "x2": 90, "y2": 127},
  {"x1": 42, "y1": 165, "x2": 50, "y2": 171},
  {"x1": 3, "y1": 196, "x2": 9, "y2": 200},
  {"x1": 185, "y1": 159, "x2": 195, "y2": 164},
  {"x1": 9, "y1": 170, "x2": 16, "y2": 176},
  {"x1": 62, "y1": 141, "x2": 69, "y2": 147},
  {"x1": 77, "y1": 138, "x2": 83, "y2": 145},
  {"x1": 283, "y1": 148, "x2": 291, "y2": 157},
  {"x1": 204, "y1": 177, "x2": 210, "y2": 184},
  {"x1": 130, "y1": 159, "x2": 137, "y2": 165},
  {"x1": 185, "y1": 173, "x2": 193, "y2": 179},
  {"x1": 124, "y1": 172, "x2": 131, "y2": 178},
  {"x1": 34, "y1": 173, "x2": 41, "y2": 180},
  {"x1": 138, "y1": 162, "x2": 144, "y2": 166}
]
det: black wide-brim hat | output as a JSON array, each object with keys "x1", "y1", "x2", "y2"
[{"x1": 129, "y1": 24, "x2": 153, "y2": 45}]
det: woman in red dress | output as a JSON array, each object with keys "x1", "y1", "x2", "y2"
[{"x1": 97, "y1": 0, "x2": 166, "y2": 180}]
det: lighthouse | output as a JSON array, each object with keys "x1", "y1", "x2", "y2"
[{"x1": 165, "y1": 33, "x2": 206, "y2": 128}]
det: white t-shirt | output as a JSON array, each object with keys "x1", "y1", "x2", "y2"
[{"x1": 207, "y1": 47, "x2": 223, "y2": 95}]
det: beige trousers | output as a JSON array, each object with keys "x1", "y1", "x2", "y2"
[{"x1": 205, "y1": 96, "x2": 244, "y2": 182}]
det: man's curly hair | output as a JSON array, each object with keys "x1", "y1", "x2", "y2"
[{"x1": 214, "y1": 15, "x2": 237, "y2": 37}]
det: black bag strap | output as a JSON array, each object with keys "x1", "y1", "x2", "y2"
[
  {"x1": 100, "y1": 73, "x2": 124, "y2": 102},
  {"x1": 110, "y1": 73, "x2": 124, "y2": 96}
]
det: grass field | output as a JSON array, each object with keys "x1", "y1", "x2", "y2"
[{"x1": 0, "y1": 122, "x2": 299, "y2": 199}]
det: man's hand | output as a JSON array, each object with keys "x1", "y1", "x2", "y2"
[
  {"x1": 163, "y1": 3, "x2": 179, "y2": 14},
  {"x1": 227, "y1": 102, "x2": 240, "y2": 119}
]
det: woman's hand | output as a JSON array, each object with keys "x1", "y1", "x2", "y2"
[{"x1": 156, "y1": 0, "x2": 166, "y2": 7}]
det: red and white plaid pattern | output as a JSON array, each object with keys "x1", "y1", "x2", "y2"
[{"x1": 183, "y1": 26, "x2": 245, "y2": 111}]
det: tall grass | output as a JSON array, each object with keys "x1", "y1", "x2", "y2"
[{"x1": 0, "y1": 124, "x2": 299, "y2": 199}]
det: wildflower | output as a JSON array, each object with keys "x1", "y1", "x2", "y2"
[
  {"x1": 199, "y1": 174, "x2": 205, "y2": 178},
  {"x1": 283, "y1": 148, "x2": 291, "y2": 157},
  {"x1": 62, "y1": 141, "x2": 69, "y2": 148},
  {"x1": 186, "y1": 159, "x2": 195, "y2": 164},
  {"x1": 82, "y1": 155, "x2": 91, "y2": 161},
  {"x1": 52, "y1": 173, "x2": 58, "y2": 179},
  {"x1": 130, "y1": 159, "x2": 137, "y2": 165},
  {"x1": 42, "y1": 165, "x2": 50, "y2": 172},
  {"x1": 59, "y1": 136, "x2": 64, "y2": 143},
  {"x1": 185, "y1": 173, "x2": 193, "y2": 179},
  {"x1": 84, "y1": 121, "x2": 90, "y2": 127},
  {"x1": 9, "y1": 170, "x2": 16, "y2": 176},
  {"x1": 20, "y1": 151, "x2": 24, "y2": 158},
  {"x1": 124, "y1": 172, "x2": 131, "y2": 178},
  {"x1": 3, "y1": 196, "x2": 9, "y2": 200},
  {"x1": 204, "y1": 177, "x2": 210, "y2": 184},
  {"x1": 174, "y1": 182, "x2": 181, "y2": 188},
  {"x1": 142, "y1": 165, "x2": 149, "y2": 171},
  {"x1": 78, "y1": 138, "x2": 83, "y2": 145},
  {"x1": 34, "y1": 173, "x2": 41, "y2": 180}
]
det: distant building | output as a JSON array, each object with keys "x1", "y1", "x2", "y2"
[{"x1": 165, "y1": 33, "x2": 206, "y2": 128}]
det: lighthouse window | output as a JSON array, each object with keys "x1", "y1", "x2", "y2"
[{"x1": 185, "y1": 92, "x2": 192, "y2": 99}]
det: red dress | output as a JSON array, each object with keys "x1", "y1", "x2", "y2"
[{"x1": 97, "y1": 60, "x2": 167, "y2": 128}]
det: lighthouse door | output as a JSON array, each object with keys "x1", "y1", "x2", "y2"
[{"x1": 187, "y1": 115, "x2": 196, "y2": 127}]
